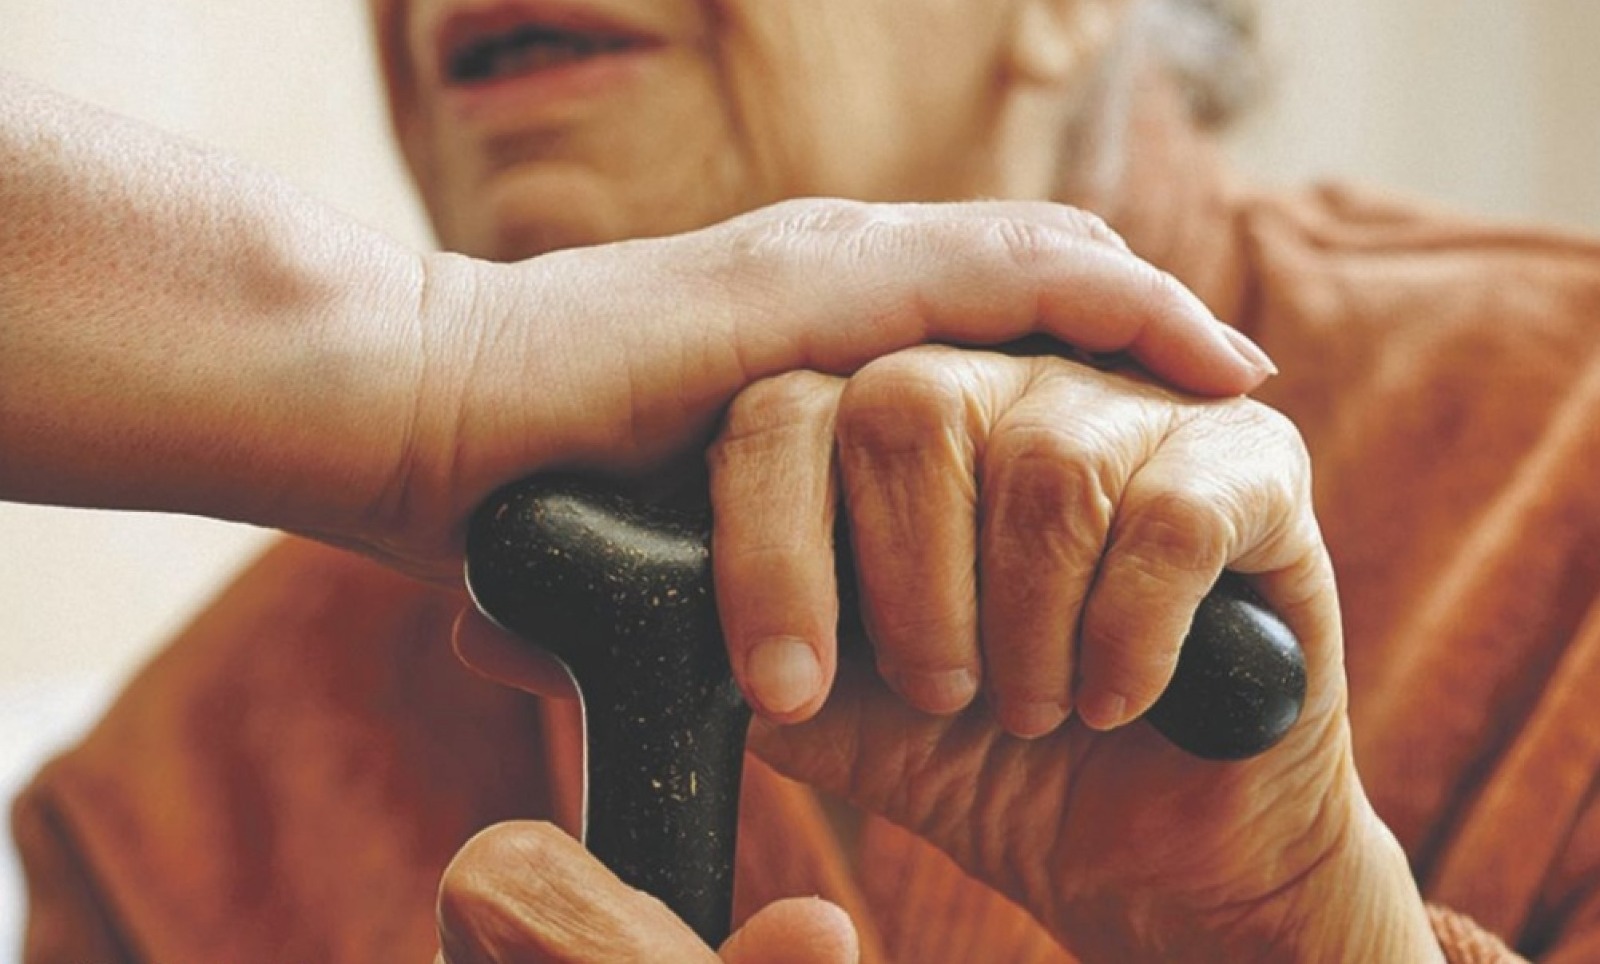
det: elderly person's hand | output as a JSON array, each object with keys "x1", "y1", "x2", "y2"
[
  {"x1": 432, "y1": 821, "x2": 859, "y2": 964},
  {"x1": 708, "y1": 345, "x2": 1309, "y2": 729},
  {"x1": 724, "y1": 349, "x2": 1438, "y2": 960},
  {"x1": 749, "y1": 637, "x2": 1437, "y2": 963},
  {"x1": 459, "y1": 348, "x2": 1444, "y2": 962}
]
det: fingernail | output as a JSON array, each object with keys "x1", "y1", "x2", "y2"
[
  {"x1": 747, "y1": 637, "x2": 823, "y2": 715},
  {"x1": 1006, "y1": 701, "x2": 1069, "y2": 739},
  {"x1": 892, "y1": 667, "x2": 978, "y2": 714},
  {"x1": 1218, "y1": 324, "x2": 1278, "y2": 376},
  {"x1": 1079, "y1": 692, "x2": 1128, "y2": 732}
]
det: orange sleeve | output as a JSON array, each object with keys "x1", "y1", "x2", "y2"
[{"x1": 12, "y1": 773, "x2": 136, "y2": 963}]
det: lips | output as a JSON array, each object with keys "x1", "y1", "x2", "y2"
[{"x1": 437, "y1": 4, "x2": 658, "y2": 89}]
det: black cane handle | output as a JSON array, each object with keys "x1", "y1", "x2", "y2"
[
  {"x1": 463, "y1": 474, "x2": 1307, "y2": 946},
  {"x1": 465, "y1": 477, "x2": 745, "y2": 947}
]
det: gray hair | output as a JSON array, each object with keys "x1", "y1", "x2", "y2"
[
  {"x1": 1143, "y1": 0, "x2": 1263, "y2": 128},
  {"x1": 1050, "y1": 0, "x2": 1261, "y2": 202}
]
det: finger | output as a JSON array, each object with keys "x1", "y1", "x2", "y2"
[
  {"x1": 977, "y1": 364, "x2": 1155, "y2": 737},
  {"x1": 437, "y1": 821, "x2": 715, "y2": 964},
  {"x1": 709, "y1": 199, "x2": 1275, "y2": 397},
  {"x1": 1074, "y1": 409, "x2": 1303, "y2": 731},
  {"x1": 453, "y1": 608, "x2": 579, "y2": 700},
  {"x1": 835, "y1": 348, "x2": 1000, "y2": 715},
  {"x1": 744, "y1": 662, "x2": 1024, "y2": 884},
  {"x1": 709, "y1": 371, "x2": 845, "y2": 722},
  {"x1": 514, "y1": 200, "x2": 1270, "y2": 492},
  {"x1": 1219, "y1": 429, "x2": 1345, "y2": 724},
  {"x1": 719, "y1": 898, "x2": 860, "y2": 964},
  {"x1": 1240, "y1": 535, "x2": 1345, "y2": 727}
]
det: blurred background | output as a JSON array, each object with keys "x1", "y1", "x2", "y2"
[{"x1": 2, "y1": 0, "x2": 1598, "y2": 951}]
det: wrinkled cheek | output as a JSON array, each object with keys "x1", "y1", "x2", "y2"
[{"x1": 699, "y1": 19, "x2": 841, "y2": 199}]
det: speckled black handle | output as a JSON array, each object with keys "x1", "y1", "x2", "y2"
[
  {"x1": 464, "y1": 475, "x2": 1307, "y2": 945},
  {"x1": 465, "y1": 477, "x2": 744, "y2": 947}
]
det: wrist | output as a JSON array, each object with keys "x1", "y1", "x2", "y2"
[
  {"x1": 333, "y1": 249, "x2": 519, "y2": 583},
  {"x1": 1039, "y1": 758, "x2": 1445, "y2": 964},
  {"x1": 290, "y1": 247, "x2": 470, "y2": 580},
  {"x1": 267, "y1": 237, "x2": 432, "y2": 545},
  {"x1": 1246, "y1": 798, "x2": 1445, "y2": 964}
]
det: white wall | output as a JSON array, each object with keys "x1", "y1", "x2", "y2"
[
  {"x1": 1231, "y1": 0, "x2": 1600, "y2": 232},
  {"x1": 1, "y1": 0, "x2": 1597, "y2": 947}
]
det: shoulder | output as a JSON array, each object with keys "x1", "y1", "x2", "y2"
[
  {"x1": 1237, "y1": 181, "x2": 1600, "y2": 338},
  {"x1": 1236, "y1": 181, "x2": 1600, "y2": 441}
]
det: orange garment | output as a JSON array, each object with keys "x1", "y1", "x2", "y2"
[{"x1": 15, "y1": 90, "x2": 1600, "y2": 961}]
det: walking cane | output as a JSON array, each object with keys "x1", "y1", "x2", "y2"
[{"x1": 464, "y1": 474, "x2": 1306, "y2": 947}]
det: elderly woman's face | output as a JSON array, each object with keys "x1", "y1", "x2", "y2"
[{"x1": 375, "y1": 0, "x2": 1107, "y2": 260}]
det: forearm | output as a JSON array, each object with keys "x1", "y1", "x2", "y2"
[{"x1": 0, "y1": 73, "x2": 422, "y2": 537}]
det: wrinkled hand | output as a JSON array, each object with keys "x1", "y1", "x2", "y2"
[
  {"x1": 458, "y1": 347, "x2": 1439, "y2": 961},
  {"x1": 708, "y1": 346, "x2": 1312, "y2": 733},
  {"x1": 357, "y1": 199, "x2": 1272, "y2": 582},
  {"x1": 710, "y1": 348, "x2": 1433, "y2": 961},
  {"x1": 433, "y1": 822, "x2": 858, "y2": 964}
]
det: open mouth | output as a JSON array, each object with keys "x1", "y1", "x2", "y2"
[{"x1": 443, "y1": 16, "x2": 650, "y2": 87}]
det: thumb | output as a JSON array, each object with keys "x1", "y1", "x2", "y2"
[
  {"x1": 719, "y1": 898, "x2": 859, "y2": 964},
  {"x1": 436, "y1": 821, "x2": 715, "y2": 963}
]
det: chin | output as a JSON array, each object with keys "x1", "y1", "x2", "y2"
[
  {"x1": 481, "y1": 210, "x2": 624, "y2": 261},
  {"x1": 446, "y1": 165, "x2": 737, "y2": 261},
  {"x1": 441, "y1": 171, "x2": 621, "y2": 260}
]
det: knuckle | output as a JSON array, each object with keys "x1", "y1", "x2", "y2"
[
  {"x1": 988, "y1": 419, "x2": 1108, "y2": 495},
  {"x1": 722, "y1": 198, "x2": 877, "y2": 267},
  {"x1": 714, "y1": 523, "x2": 823, "y2": 594},
  {"x1": 1257, "y1": 403, "x2": 1314, "y2": 479},
  {"x1": 1201, "y1": 399, "x2": 1315, "y2": 517},
  {"x1": 1220, "y1": 398, "x2": 1306, "y2": 455},
  {"x1": 837, "y1": 355, "x2": 970, "y2": 460},
  {"x1": 1106, "y1": 257, "x2": 1194, "y2": 327},
  {"x1": 435, "y1": 858, "x2": 485, "y2": 936},
  {"x1": 758, "y1": 197, "x2": 875, "y2": 239},
  {"x1": 718, "y1": 369, "x2": 841, "y2": 446},
  {"x1": 450, "y1": 822, "x2": 559, "y2": 881},
  {"x1": 1120, "y1": 487, "x2": 1232, "y2": 577},
  {"x1": 1134, "y1": 262, "x2": 1187, "y2": 313},
  {"x1": 1055, "y1": 206, "x2": 1124, "y2": 247},
  {"x1": 985, "y1": 422, "x2": 1114, "y2": 558},
  {"x1": 987, "y1": 217, "x2": 1069, "y2": 272}
]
